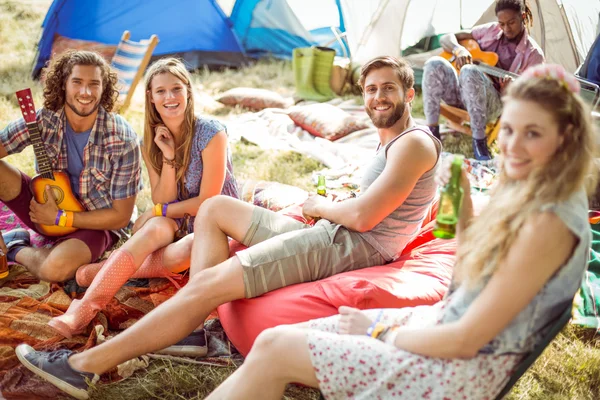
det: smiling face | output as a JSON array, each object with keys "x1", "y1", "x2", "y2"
[
  {"x1": 499, "y1": 98, "x2": 565, "y2": 180},
  {"x1": 497, "y1": 9, "x2": 525, "y2": 41},
  {"x1": 149, "y1": 72, "x2": 189, "y2": 123},
  {"x1": 363, "y1": 67, "x2": 413, "y2": 129},
  {"x1": 64, "y1": 65, "x2": 103, "y2": 118}
]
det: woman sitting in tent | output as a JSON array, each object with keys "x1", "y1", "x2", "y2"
[
  {"x1": 48, "y1": 58, "x2": 239, "y2": 339},
  {"x1": 203, "y1": 64, "x2": 596, "y2": 399}
]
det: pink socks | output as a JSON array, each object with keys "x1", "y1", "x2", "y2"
[
  {"x1": 49, "y1": 249, "x2": 137, "y2": 338},
  {"x1": 76, "y1": 248, "x2": 182, "y2": 288}
]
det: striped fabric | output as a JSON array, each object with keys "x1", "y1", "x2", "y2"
[{"x1": 111, "y1": 39, "x2": 151, "y2": 98}]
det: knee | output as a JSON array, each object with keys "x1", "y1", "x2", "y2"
[
  {"x1": 38, "y1": 258, "x2": 75, "y2": 282},
  {"x1": 251, "y1": 327, "x2": 286, "y2": 354},
  {"x1": 195, "y1": 195, "x2": 229, "y2": 231},
  {"x1": 139, "y1": 217, "x2": 174, "y2": 241},
  {"x1": 424, "y1": 56, "x2": 449, "y2": 73},
  {"x1": 458, "y1": 64, "x2": 483, "y2": 85}
]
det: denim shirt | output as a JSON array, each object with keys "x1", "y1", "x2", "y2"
[{"x1": 441, "y1": 189, "x2": 589, "y2": 354}]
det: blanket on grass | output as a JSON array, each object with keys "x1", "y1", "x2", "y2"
[
  {"x1": 573, "y1": 217, "x2": 600, "y2": 330},
  {"x1": 0, "y1": 180, "x2": 308, "y2": 399}
]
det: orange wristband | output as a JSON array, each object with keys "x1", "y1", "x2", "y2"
[
  {"x1": 58, "y1": 211, "x2": 68, "y2": 227},
  {"x1": 154, "y1": 203, "x2": 163, "y2": 217},
  {"x1": 65, "y1": 211, "x2": 74, "y2": 228}
]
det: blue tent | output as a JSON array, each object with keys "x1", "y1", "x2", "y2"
[
  {"x1": 32, "y1": 0, "x2": 346, "y2": 79},
  {"x1": 32, "y1": 0, "x2": 247, "y2": 78},
  {"x1": 229, "y1": 0, "x2": 347, "y2": 59}
]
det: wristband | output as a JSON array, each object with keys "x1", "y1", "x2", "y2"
[
  {"x1": 65, "y1": 211, "x2": 74, "y2": 228},
  {"x1": 370, "y1": 323, "x2": 387, "y2": 339},
  {"x1": 162, "y1": 203, "x2": 168, "y2": 217},
  {"x1": 154, "y1": 203, "x2": 163, "y2": 217},
  {"x1": 54, "y1": 210, "x2": 63, "y2": 226},
  {"x1": 58, "y1": 211, "x2": 68, "y2": 227},
  {"x1": 365, "y1": 310, "x2": 384, "y2": 337}
]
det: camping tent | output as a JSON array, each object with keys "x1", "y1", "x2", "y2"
[
  {"x1": 32, "y1": 0, "x2": 347, "y2": 78},
  {"x1": 341, "y1": 0, "x2": 600, "y2": 73},
  {"x1": 229, "y1": 0, "x2": 347, "y2": 58},
  {"x1": 32, "y1": 0, "x2": 247, "y2": 78}
]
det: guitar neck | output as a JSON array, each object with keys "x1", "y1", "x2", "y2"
[
  {"x1": 26, "y1": 121, "x2": 54, "y2": 179},
  {"x1": 474, "y1": 62, "x2": 520, "y2": 80}
]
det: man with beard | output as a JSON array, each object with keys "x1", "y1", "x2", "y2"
[
  {"x1": 12, "y1": 56, "x2": 441, "y2": 398},
  {"x1": 422, "y1": 0, "x2": 544, "y2": 160},
  {"x1": 0, "y1": 50, "x2": 141, "y2": 282}
]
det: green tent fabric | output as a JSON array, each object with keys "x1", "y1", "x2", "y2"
[
  {"x1": 293, "y1": 47, "x2": 335, "y2": 102},
  {"x1": 573, "y1": 221, "x2": 600, "y2": 330}
]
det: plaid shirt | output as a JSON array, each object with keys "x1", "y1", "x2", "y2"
[{"x1": 0, "y1": 107, "x2": 142, "y2": 213}]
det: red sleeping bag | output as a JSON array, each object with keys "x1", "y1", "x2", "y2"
[{"x1": 218, "y1": 212, "x2": 456, "y2": 356}]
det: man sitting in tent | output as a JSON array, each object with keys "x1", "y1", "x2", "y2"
[
  {"x1": 422, "y1": 0, "x2": 545, "y2": 160},
  {"x1": 15, "y1": 56, "x2": 444, "y2": 399}
]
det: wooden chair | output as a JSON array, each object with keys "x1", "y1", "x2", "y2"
[
  {"x1": 111, "y1": 31, "x2": 159, "y2": 113},
  {"x1": 439, "y1": 103, "x2": 500, "y2": 147}
]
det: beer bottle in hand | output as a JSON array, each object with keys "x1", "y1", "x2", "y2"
[
  {"x1": 317, "y1": 175, "x2": 327, "y2": 197},
  {"x1": 0, "y1": 249, "x2": 8, "y2": 280},
  {"x1": 433, "y1": 155, "x2": 465, "y2": 239}
]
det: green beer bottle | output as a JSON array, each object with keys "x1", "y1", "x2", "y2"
[
  {"x1": 432, "y1": 155, "x2": 465, "y2": 239},
  {"x1": 317, "y1": 175, "x2": 327, "y2": 197}
]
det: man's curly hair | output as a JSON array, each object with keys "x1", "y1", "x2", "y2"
[{"x1": 43, "y1": 50, "x2": 119, "y2": 112}]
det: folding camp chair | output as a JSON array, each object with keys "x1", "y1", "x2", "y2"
[
  {"x1": 494, "y1": 304, "x2": 573, "y2": 400},
  {"x1": 439, "y1": 103, "x2": 501, "y2": 146},
  {"x1": 111, "y1": 31, "x2": 159, "y2": 113}
]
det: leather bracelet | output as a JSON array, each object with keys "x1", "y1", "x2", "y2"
[{"x1": 163, "y1": 157, "x2": 181, "y2": 169}]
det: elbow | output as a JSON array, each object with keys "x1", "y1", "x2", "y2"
[
  {"x1": 351, "y1": 212, "x2": 376, "y2": 233},
  {"x1": 453, "y1": 328, "x2": 481, "y2": 359},
  {"x1": 115, "y1": 216, "x2": 131, "y2": 230}
]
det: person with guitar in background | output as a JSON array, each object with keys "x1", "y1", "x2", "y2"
[
  {"x1": 422, "y1": 0, "x2": 545, "y2": 160},
  {"x1": 0, "y1": 50, "x2": 141, "y2": 283},
  {"x1": 46, "y1": 58, "x2": 240, "y2": 340}
]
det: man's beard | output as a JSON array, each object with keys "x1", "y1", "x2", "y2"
[
  {"x1": 66, "y1": 98, "x2": 101, "y2": 117},
  {"x1": 367, "y1": 101, "x2": 406, "y2": 129}
]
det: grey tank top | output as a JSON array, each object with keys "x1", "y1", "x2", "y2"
[
  {"x1": 358, "y1": 126, "x2": 441, "y2": 261},
  {"x1": 441, "y1": 189, "x2": 590, "y2": 354}
]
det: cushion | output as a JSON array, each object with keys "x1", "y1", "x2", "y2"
[
  {"x1": 288, "y1": 103, "x2": 370, "y2": 141},
  {"x1": 218, "y1": 219, "x2": 455, "y2": 356},
  {"x1": 215, "y1": 88, "x2": 292, "y2": 111}
]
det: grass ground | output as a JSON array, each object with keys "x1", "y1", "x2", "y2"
[{"x1": 0, "y1": 1, "x2": 599, "y2": 399}]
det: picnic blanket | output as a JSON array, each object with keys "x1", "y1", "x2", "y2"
[
  {"x1": 0, "y1": 180, "x2": 308, "y2": 399},
  {"x1": 573, "y1": 217, "x2": 600, "y2": 330}
]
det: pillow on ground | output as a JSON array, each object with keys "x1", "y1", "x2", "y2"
[
  {"x1": 288, "y1": 103, "x2": 370, "y2": 141},
  {"x1": 215, "y1": 88, "x2": 291, "y2": 111}
]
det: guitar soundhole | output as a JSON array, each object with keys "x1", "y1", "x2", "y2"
[{"x1": 43, "y1": 186, "x2": 65, "y2": 204}]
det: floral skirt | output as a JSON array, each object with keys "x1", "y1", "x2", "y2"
[{"x1": 306, "y1": 303, "x2": 522, "y2": 400}]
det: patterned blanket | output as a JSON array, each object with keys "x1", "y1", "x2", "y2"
[{"x1": 0, "y1": 180, "x2": 309, "y2": 399}]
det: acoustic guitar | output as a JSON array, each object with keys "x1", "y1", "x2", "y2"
[
  {"x1": 16, "y1": 89, "x2": 85, "y2": 236},
  {"x1": 440, "y1": 39, "x2": 519, "y2": 81}
]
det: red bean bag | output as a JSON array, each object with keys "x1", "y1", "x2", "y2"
[{"x1": 218, "y1": 212, "x2": 455, "y2": 356}]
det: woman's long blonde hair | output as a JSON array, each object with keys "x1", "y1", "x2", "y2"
[
  {"x1": 143, "y1": 58, "x2": 195, "y2": 197},
  {"x1": 453, "y1": 74, "x2": 598, "y2": 287}
]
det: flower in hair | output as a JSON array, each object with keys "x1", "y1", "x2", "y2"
[{"x1": 521, "y1": 64, "x2": 580, "y2": 94}]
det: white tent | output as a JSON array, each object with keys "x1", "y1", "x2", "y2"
[{"x1": 341, "y1": 0, "x2": 600, "y2": 72}]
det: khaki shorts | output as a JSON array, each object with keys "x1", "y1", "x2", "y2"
[{"x1": 236, "y1": 206, "x2": 386, "y2": 298}]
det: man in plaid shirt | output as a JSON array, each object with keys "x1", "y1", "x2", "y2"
[{"x1": 0, "y1": 50, "x2": 142, "y2": 282}]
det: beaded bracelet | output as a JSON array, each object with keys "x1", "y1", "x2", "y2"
[{"x1": 163, "y1": 157, "x2": 182, "y2": 169}]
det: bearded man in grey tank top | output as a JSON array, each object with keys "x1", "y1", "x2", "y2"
[{"x1": 12, "y1": 56, "x2": 443, "y2": 394}]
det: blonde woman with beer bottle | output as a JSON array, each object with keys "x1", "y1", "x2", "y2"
[{"x1": 195, "y1": 64, "x2": 595, "y2": 399}]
